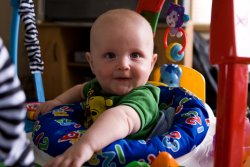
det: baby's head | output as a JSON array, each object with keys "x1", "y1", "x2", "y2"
[{"x1": 86, "y1": 9, "x2": 158, "y2": 95}]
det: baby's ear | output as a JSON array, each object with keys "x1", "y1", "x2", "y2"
[
  {"x1": 85, "y1": 52, "x2": 94, "y2": 71},
  {"x1": 85, "y1": 52, "x2": 91, "y2": 62},
  {"x1": 151, "y1": 53, "x2": 158, "y2": 68}
]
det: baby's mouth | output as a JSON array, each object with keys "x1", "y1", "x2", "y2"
[{"x1": 114, "y1": 77, "x2": 131, "y2": 81}]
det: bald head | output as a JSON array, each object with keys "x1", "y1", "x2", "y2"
[
  {"x1": 86, "y1": 9, "x2": 158, "y2": 95},
  {"x1": 90, "y1": 9, "x2": 154, "y2": 52}
]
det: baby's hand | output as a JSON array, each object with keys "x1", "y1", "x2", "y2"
[
  {"x1": 34, "y1": 99, "x2": 62, "y2": 120},
  {"x1": 44, "y1": 139, "x2": 94, "y2": 167}
]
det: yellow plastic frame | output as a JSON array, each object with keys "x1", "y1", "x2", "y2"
[{"x1": 151, "y1": 65, "x2": 206, "y2": 102}]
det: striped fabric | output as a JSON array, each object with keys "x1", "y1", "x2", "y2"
[
  {"x1": 19, "y1": 0, "x2": 44, "y2": 74},
  {"x1": 0, "y1": 37, "x2": 34, "y2": 166}
]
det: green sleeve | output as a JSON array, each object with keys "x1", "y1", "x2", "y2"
[{"x1": 117, "y1": 84, "x2": 160, "y2": 139}]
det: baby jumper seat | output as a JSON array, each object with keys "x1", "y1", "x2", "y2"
[
  {"x1": 27, "y1": 0, "x2": 215, "y2": 166},
  {"x1": 32, "y1": 81, "x2": 215, "y2": 166}
]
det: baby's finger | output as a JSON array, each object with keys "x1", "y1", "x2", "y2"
[{"x1": 34, "y1": 109, "x2": 41, "y2": 120}]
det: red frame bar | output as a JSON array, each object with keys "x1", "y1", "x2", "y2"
[
  {"x1": 136, "y1": 0, "x2": 165, "y2": 13},
  {"x1": 210, "y1": 0, "x2": 249, "y2": 166},
  {"x1": 214, "y1": 64, "x2": 248, "y2": 166}
]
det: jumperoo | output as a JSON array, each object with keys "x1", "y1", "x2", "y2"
[{"x1": 1, "y1": 0, "x2": 250, "y2": 166}]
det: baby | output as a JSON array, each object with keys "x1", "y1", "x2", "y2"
[{"x1": 35, "y1": 9, "x2": 160, "y2": 167}]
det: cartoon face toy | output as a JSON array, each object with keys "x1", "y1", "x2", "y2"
[
  {"x1": 166, "y1": 10, "x2": 179, "y2": 28},
  {"x1": 166, "y1": 3, "x2": 185, "y2": 28},
  {"x1": 88, "y1": 96, "x2": 113, "y2": 121},
  {"x1": 165, "y1": 3, "x2": 189, "y2": 37}
]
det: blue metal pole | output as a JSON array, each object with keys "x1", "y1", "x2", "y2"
[{"x1": 9, "y1": 0, "x2": 20, "y2": 73}]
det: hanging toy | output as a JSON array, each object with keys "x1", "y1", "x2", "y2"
[
  {"x1": 164, "y1": 2, "x2": 189, "y2": 62},
  {"x1": 165, "y1": 2, "x2": 189, "y2": 37},
  {"x1": 160, "y1": 64, "x2": 182, "y2": 87}
]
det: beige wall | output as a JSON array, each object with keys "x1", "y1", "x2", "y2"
[{"x1": 0, "y1": 1, "x2": 36, "y2": 99}]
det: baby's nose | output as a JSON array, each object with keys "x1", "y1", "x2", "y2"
[{"x1": 117, "y1": 56, "x2": 130, "y2": 70}]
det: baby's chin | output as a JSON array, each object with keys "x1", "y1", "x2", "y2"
[
  {"x1": 103, "y1": 82, "x2": 146, "y2": 95},
  {"x1": 111, "y1": 88, "x2": 132, "y2": 96},
  {"x1": 107, "y1": 86, "x2": 135, "y2": 96}
]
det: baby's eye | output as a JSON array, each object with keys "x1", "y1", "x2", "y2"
[
  {"x1": 104, "y1": 52, "x2": 116, "y2": 60},
  {"x1": 130, "y1": 52, "x2": 142, "y2": 59}
]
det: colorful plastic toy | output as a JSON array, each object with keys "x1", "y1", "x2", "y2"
[
  {"x1": 151, "y1": 152, "x2": 179, "y2": 167},
  {"x1": 125, "y1": 151, "x2": 179, "y2": 167},
  {"x1": 165, "y1": 3, "x2": 189, "y2": 37},
  {"x1": 160, "y1": 64, "x2": 182, "y2": 87},
  {"x1": 26, "y1": 102, "x2": 41, "y2": 121},
  {"x1": 32, "y1": 86, "x2": 211, "y2": 166},
  {"x1": 163, "y1": 2, "x2": 189, "y2": 62},
  {"x1": 153, "y1": 65, "x2": 206, "y2": 102},
  {"x1": 125, "y1": 161, "x2": 150, "y2": 167}
]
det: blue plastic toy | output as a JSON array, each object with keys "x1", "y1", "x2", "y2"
[{"x1": 160, "y1": 64, "x2": 182, "y2": 87}]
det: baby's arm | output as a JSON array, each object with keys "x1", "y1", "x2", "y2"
[
  {"x1": 35, "y1": 84, "x2": 84, "y2": 119},
  {"x1": 44, "y1": 105, "x2": 141, "y2": 167}
]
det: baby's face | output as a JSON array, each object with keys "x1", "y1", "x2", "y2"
[{"x1": 87, "y1": 11, "x2": 157, "y2": 95}]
